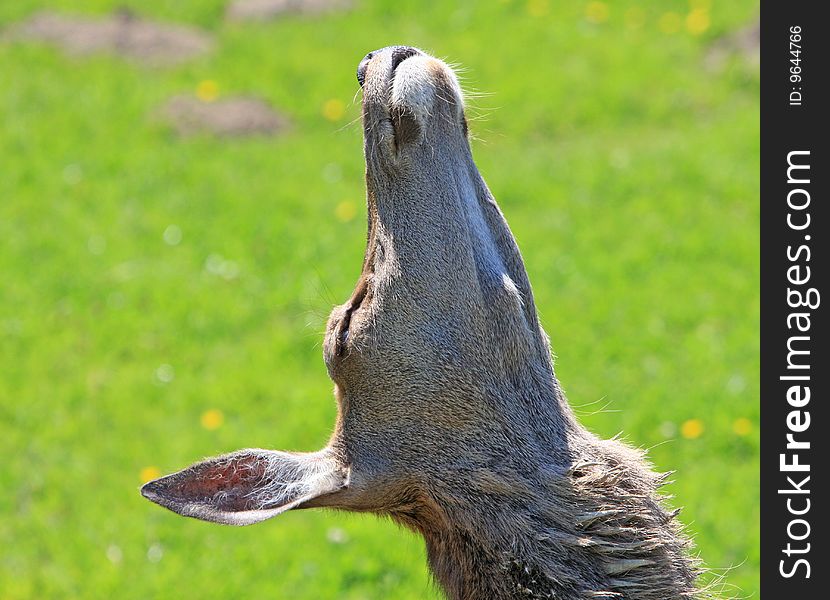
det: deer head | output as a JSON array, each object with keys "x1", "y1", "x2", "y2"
[
  {"x1": 142, "y1": 46, "x2": 701, "y2": 600},
  {"x1": 142, "y1": 44, "x2": 575, "y2": 524}
]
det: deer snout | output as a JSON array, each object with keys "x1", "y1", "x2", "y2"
[
  {"x1": 360, "y1": 46, "x2": 465, "y2": 156},
  {"x1": 357, "y1": 45, "x2": 422, "y2": 88}
]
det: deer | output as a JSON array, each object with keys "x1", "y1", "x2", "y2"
[{"x1": 141, "y1": 46, "x2": 702, "y2": 599}]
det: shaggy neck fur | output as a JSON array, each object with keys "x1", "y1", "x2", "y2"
[{"x1": 395, "y1": 431, "x2": 699, "y2": 600}]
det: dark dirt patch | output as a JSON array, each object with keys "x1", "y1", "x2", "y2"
[
  {"x1": 705, "y1": 19, "x2": 760, "y2": 71},
  {"x1": 226, "y1": 0, "x2": 353, "y2": 21},
  {"x1": 161, "y1": 95, "x2": 290, "y2": 137},
  {"x1": 8, "y1": 10, "x2": 213, "y2": 66}
]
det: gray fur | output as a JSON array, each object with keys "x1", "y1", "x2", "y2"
[{"x1": 142, "y1": 47, "x2": 703, "y2": 600}]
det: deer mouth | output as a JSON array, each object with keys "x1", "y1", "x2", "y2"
[
  {"x1": 357, "y1": 45, "x2": 421, "y2": 88},
  {"x1": 359, "y1": 46, "x2": 466, "y2": 155}
]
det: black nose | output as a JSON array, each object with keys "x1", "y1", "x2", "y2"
[
  {"x1": 356, "y1": 46, "x2": 421, "y2": 87},
  {"x1": 356, "y1": 52, "x2": 372, "y2": 87}
]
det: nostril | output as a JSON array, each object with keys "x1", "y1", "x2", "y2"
[
  {"x1": 390, "y1": 46, "x2": 419, "y2": 73},
  {"x1": 357, "y1": 52, "x2": 373, "y2": 87}
]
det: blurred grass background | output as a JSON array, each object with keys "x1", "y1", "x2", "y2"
[{"x1": 0, "y1": 0, "x2": 759, "y2": 598}]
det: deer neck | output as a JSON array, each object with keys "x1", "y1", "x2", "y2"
[{"x1": 390, "y1": 431, "x2": 699, "y2": 600}]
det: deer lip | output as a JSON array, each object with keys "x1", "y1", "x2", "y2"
[
  {"x1": 390, "y1": 58, "x2": 416, "y2": 80},
  {"x1": 391, "y1": 46, "x2": 420, "y2": 75}
]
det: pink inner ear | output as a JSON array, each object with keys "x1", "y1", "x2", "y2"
[{"x1": 160, "y1": 452, "x2": 273, "y2": 512}]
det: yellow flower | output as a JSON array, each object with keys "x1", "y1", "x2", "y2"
[
  {"x1": 140, "y1": 466, "x2": 161, "y2": 483},
  {"x1": 322, "y1": 99, "x2": 345, "y2": 122},
  {"x1": 200, "y1": 409, "x2": 225, "y2": 430},
  {"x1": 585, "y1": 2, "x2": 609, "y2": 24},
  {"x1": 658, "y1": 12, "x2": 682, "y2": 34},
  {"x1": 733, "y1": 418, "x2": 753, "y2": 436},
  {"x1": 686, "y1": 9, "x2": 710, "y2": 35},
  {"x1": 335, "y1": 200, "x2": 357, "y2": 222},
  {"x1": 526, "y1": 0, "x2": 549, "y2": 18},
  {"x1": 196, "y1": 80, "x2": 219, "y2": 102},
  {"x1": 680, "y1": 418, "x2": 704, "y2": 439}
]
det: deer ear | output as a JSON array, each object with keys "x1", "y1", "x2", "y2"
[{"x1": 140, "y1": 449, "x2": 349, "y2": 526}]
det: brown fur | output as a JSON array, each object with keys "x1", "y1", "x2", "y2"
[{"x1": 142, "y1": 46, "x2": 703, "y2": 599}]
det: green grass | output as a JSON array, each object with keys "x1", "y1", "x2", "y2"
[{"x1": 0, "y1": 1, "x2": 759, "y2": 598}]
